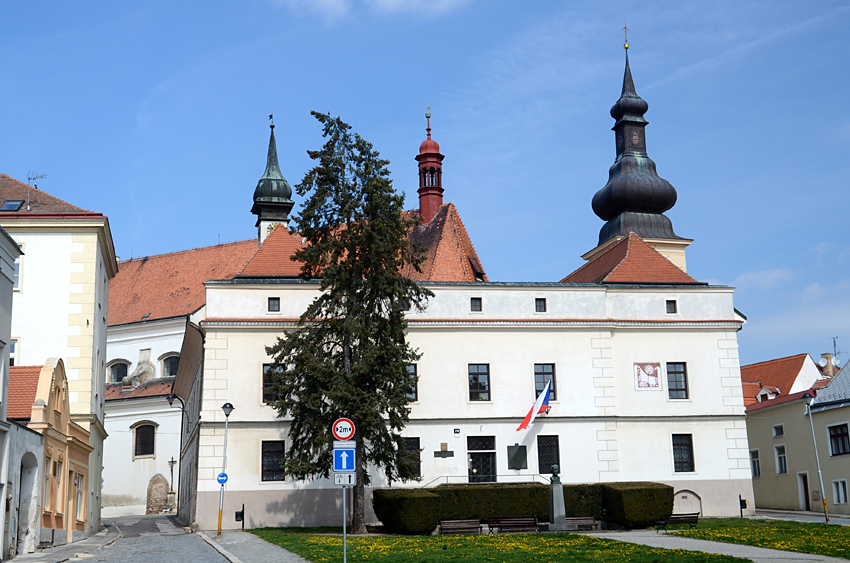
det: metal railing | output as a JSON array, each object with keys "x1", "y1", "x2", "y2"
[{"x1": 420, "y1": 473, "x2": 551, "y2": 488}]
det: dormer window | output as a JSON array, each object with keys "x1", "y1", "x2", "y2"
[{"x1": 0, "y1": 200, "x2": 24, "y2": 211}]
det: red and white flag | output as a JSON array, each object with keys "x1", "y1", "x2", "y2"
[{"x1": 516, "y1": 380, "x2": 551, "y2": 431}]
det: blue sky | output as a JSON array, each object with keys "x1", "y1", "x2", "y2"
[{"x1": 2, "y1": 1, "x2": 848, "y2": 367}]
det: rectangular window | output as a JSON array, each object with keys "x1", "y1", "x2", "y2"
[
  {"x1": 773, "y1": 424, "x2": 785, "y2": 438},
  {"x1": 750, "y1": 450, "x2": 761, "y2": 478},
  {"x1": 468, "y1": 436, "x2": 496, "y2": 483},
  {"x1": 263, "y1": 364, "x2": 278, "y2": 404},
  {"x1": 403, "y1": 437, "x2": 421, "y2": 478},
  {"x1": 666, "y1": 300, "x2": 677, "y2": 314},
  {"x1": 43, "y1": 457, "x2": 51, "y2": 511},
  {"x1": 261, "y1": 441, "x2": 285, "y2": 481},
  {"x1": 134, "y1": 425, "x2": 156, "y2": 457},
  {"x1": 537, "y1": 435, "x2": 560, "y2": 474},
  {"x1": 9, "y1": 339, "x2": 16, "y2": 367},
  {"x1": 666, "y1": 363, "x2": 688, "y2": 399},
  {"x1": 268, "y1": 297, "x2": 280, "y2": 312},
  {"x1": 834, "y1": 480, "x2": 849, "y2": 505},
  {"x1": 406, "y1": 364, "x2": 418, "y2": 401},
  {"x1": 507, "y1": 444, "x2": 528, "y2": 470},
  {"x1": 13, "y1": 255, "x2": 21, "y2": 290},
  {"x1": 828, "y1": 424, "x2": 849, "y2": 456},
  {"x1": 470, "y1": 297, "x2": 482, "y2": 312},
  {"x1": 775, "y1": 445, "x2": 787, "y2": 474},
  {"x1": 534, "y1": 364, "x2": 556, "y2": 401},
  {"x1": 76, "y1": 473, "x2": 84, "y2": 521},
  {"x1": 468, "y1": 364, "x2": 490, "y2": 401},
  {"x1": 56, "y1": 461, "x2": 63, "y2": 512},
  {"x1": 535, "y1": 298, "x2": 546, "y2": 312},
  {"x1": 672, "y1": 434, "x2": 695, "y2": 472}
]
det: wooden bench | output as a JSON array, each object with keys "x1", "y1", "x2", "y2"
[
  {"x1": 655, "y1": 512, "x2": 700, "y2": 532},
  {"x1": 488, "y1": 516, "x2": 539, "y2": 534},
  {"x1": 439, "y1": 519, "x2": 482, "y2": 535},
  {"x1": 564, "y1": 517, "x2": 597, "y2": 531}
]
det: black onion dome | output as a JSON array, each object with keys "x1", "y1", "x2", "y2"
[
  {"x1": 610, "y1": 52, "x2": 649, "y2": 122},
  {"x1": 253, "y1": 125, "x2": 294, "y2": 207}
]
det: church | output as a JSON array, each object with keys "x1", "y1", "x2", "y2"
[{"x1": 106, "y1": 48, "x2": 754, "y2": 529}]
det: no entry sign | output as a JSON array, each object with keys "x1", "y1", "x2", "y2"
[{"x1": 332, "y1": 418, "x2": 355, "y2": 441}]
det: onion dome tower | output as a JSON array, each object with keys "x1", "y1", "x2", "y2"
[
  {"x1": 586, "y1": 40, "x2": 692, "y2": 271},
  {"x1": 415, "y1": 107, "x2": 445, "y2": 224},
  {"x1": 252, "y1": 122, "x2": 294, "y2": 243}
]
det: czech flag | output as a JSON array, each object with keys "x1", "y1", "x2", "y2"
[{"x1": 516, "y1": 380, "x2": 551, "y2": 431}]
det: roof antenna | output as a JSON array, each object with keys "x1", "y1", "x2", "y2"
[{"x1": 26, "y1": 171, "x2": 47, "y2": 211}]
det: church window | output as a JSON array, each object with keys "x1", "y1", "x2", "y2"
[
  {"x1": 468, "y1": 364, "x2": 490, "y2": 401},
  {"x1": 775, "y1": 445, "x2": 787, "y2": 474},
  {"x1": 470, "y1": 297, "x2": 482, "y2": 312},
  {"x1": 537, "y1": 435, "x2": 560, "y2": 474},
  {"x1": 406, "y1": 364, "x2": 418, "y2": 401},
  {"x1": 750, "y1": 450, "x2": 760, "y2": 478},
  {"x1": 268, "y1": 297, "x2": 280, "y2": 312},
  {"x1": 403, "y1": 437, "x2": 421, "y2": 478},
  {"x1": 534, "y1": 364, "x2": 556, "y2": 401},
  {"x1": 263, "y1": 364, "x2": 278, "y2": 403},
  {"x1": 666, "y1": 363, "x2": 688, "y2": 399},
  {"x1": 133, "y1": 423, "x2": 156, "y2": 458},
  {"x1": 829, "y1": 424, "x2": 849, "y2": 456},
  {"x1": 535, "y1": 298, "x2": 547, "y2": 312},
  {"x1": 261, "y1": 441, "x2": 285, "y2": 481},
  {"x1": 110, "y1": 362, "x2": 129, "y2": 383},
  {"x1": 163, "y1": 355, "x2": 180, "y2": 377},
  {"x1": 666, "y1": 300, "x2": 677, "y2": 314},
  {"x1": 672, "y1": 434, "x2": 695, "y2": 472}
]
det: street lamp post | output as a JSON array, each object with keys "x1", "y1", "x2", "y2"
[
  {"x1": 806, "y1": 396, "x2": 829, "y2": 524},
  {"x1": 166, "y1": 393, "x2": 188, "y2": 509},
  {"x1": 218, "y1": 402, "x2": 234, "y2": 536}
]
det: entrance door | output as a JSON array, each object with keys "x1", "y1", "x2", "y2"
[
  {"x1": 467, "y1": 436, "x2": 496, "y2": 483},
  {"x1": 799, "y1": 473, "x2": 811, "y2": 511}
]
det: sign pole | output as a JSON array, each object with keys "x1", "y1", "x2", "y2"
[{"x1": 343, "y1": 485, "x2": 347, "y2": 563}]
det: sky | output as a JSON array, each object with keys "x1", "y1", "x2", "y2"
[{"x1": 1, "y1": 1, "x2": 848, "y2": 367}]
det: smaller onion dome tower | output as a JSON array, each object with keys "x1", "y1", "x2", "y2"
[
  {"x1": 252, "y1": 122, "x2": 294, "y2": 243},
  {"x1": 585, "y1": 39, "x2": 692, "y2": 271},
  {"x1": 415, "y1": 107, "x2": 445, "y2": 224}
]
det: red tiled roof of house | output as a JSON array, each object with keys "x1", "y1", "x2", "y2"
[
  {"x1": 404, "y1": 203, "x2": 488, "y2": 282},
  {"x1": 108, "y1": 240, "x2": 258, "y2": 326},
  {"x1": 8, "y1": 365, "x2": 43, "y2": 420},
  {"x1": 105, "y1": 377, "x2": 174, "y2": 401},
  {"x1": 745, "y1": 388, "x2": 815, "y2": 413},
  {"x1": 812, "y1": 378, "x2": 832, "y2": 390},
  {"x1": 560, "y1": 232, "x2": 698, "y2": 284},
  {"x1": 0, "y1": 174, "x2": 90, "y2": 214},
  {"x1": 741, "y1": 382, "x2": 761, "y2": 406},
  {"x1": 237, "y1": 225, "x2": 305, "y2": 277},
  {"x1": 740, "y1": 353, "x2": 808, "y2": 398}
]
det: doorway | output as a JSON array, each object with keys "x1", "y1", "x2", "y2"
[
  {"x1": 16, "y1": 453, "x2": 39, "y2": 556},
  {"x1": 798, "y1": 472, "x2": 811, "y2": 511}
]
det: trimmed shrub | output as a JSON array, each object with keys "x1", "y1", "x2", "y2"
[
  {"x1": 372, "y1": 489, "x2": 441, "y2": 535},
  {"x1": 602, "y1": 482, "x2": 674, "y2": 529},
  {"x1": 563, "y1": 483, "x2": 605, "y2": 519},
  {"x1": 435, "y1": 484, "x2": 549, "y2": 521}
]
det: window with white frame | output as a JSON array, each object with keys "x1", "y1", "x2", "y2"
[
  {"x1": 110, "y1": 362, "x2": 129, "y2": 383},
  {"x1": 750, "y1": 449, "x2": 761, "y2": 478},
  {"x1": 828, "y1": 423, "x2": 849, "y2": 456},
  {"x1": 672, "y1": 434, "x2": 695, "y2": 472},
  {"x1": 534, "y1": 364, "x2": 556, "y2": 401},
  {"x1": 132, "y1": 422, "x2": 157, "y2": 458},
  {"x1": 775, "y1": 445, "x2": 787, "y2": 474},
  {"x1": 13, "y1": 254, "x2": 22, "y2": 290},
  {"x1": 834, "y1": 480, "x2": 848, "y2": 505},
  {"x1": 9, "y1": 339, "x2": 16, "y2": 367},
  {"x1": 162, "y1": 355, "x2": 180, "y2": 377},
  {"x1": 406, "y1": 364, "x2": 417, "y2": 401}
]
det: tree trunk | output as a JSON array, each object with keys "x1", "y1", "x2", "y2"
[{"x1": 352, "y1": 437, "x2": 366, "y2": 534}]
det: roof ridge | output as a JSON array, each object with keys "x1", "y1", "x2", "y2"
[
  {"x1": 119, "y1": 238, "x2": 256, "y2": 264},
  {"x1": 0, "y1": 173, "x2": 91, "y2": 213},
  {"x1": 560, "y1": 234, "x2": 630, "y2": 282},
  {"x1": 445, "y1": 202, "x2": 488, "y2": 281},
  {"x1": 742, "y1": 353, "x2": 809, "y2": 369},
  {"x1": 603, "y1": 232, "x2": 635, "y2": 281}
]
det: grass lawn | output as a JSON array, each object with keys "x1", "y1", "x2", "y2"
[
  {"x1": 675, "y1": 517, "x2": 850, "y2": 560},
  {"x1": 250, "y1": 529, "x2": 748, "y2": 563}
]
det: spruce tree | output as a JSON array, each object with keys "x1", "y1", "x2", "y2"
[{"x1": 266, "y1": 111, "x2": 432, "y2": 534}]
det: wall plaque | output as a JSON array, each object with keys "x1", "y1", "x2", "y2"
[{"x1": 634, "y1": 363, "x2": 662, "y2": 391}]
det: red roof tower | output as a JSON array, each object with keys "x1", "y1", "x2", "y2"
[{"x1": 415, "y1": 107, "x2": 445, "y2": 224}]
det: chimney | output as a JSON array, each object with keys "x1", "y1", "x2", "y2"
[{"x1": 821, "y1": 353, "x2": 836, "y2": 377}]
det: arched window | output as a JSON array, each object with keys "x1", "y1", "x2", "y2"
[
  {"x1": 132, "y1": 421, "x2": 158, "y2": 459},
  {"x1": 163, "y1": 355, "x2": 180, "y2": 377},
  {"x1": 110, "y1": 362, "x2": 129, "y2": 383}
]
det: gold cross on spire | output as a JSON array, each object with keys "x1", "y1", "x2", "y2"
[{"x1": 622, "y1": 23, "x2": 630, "y2": 50}]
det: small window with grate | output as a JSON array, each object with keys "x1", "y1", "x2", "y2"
[
  {"x1": 672, "y1": 434, "x2": 694, "y2": 472},
  {"x1": 262, "y1": 441, "x2": 285, "y2": 481},
  {"x1": 111, "y1": 362, "x2": 129, "y2": 383},
  {"x1": 666, "y1": 300, "x2": 677, "y2": 314},
  {"x1": 537, "y1": 435, "x2": 560, "y2": 474},
  {"x1": 134, "y1": 424, "x2": 156, "y2": 458},
  {"x1": 268, "y1": 297, "x2": 280, "y2": 312},
  {"x1": 163, "y1": 356, "x2": 180, "y2": 377},
  {"x1": 470, "y1": 297, "x2": 482, "y2": 312},
  {"x1": 535, "y1": 298, "x2": 547, "y2": 312},
  {"x1": 402, "y1": 437, "x2": 421, "y2": 478},
  {"x1": 467, "y1": 436, "x2": 496, "y2": 483}
]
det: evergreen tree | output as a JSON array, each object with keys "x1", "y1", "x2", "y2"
[{"x1": 266, "y1": 112, "x2": 432, "y2": 533}]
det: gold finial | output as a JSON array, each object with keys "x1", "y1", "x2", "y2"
[{"x1": 621, "y1": 23, "x2": 630, "y2": 50}]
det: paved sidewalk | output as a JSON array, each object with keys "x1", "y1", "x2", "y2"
[
  {"x1": 590, "y1": 530, "x2": 846, "y2": 563},
  {"x1": 754, "y1": 509, "x2": 850, "y2": 526},
  {"x1": 200, "y1": 530, "x2": 307, "y2": 563},
  {"x1": 14, "y1": 520, "x2": 120, "y2": 563}
]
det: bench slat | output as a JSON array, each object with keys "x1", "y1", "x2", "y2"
[{"x1": 439, "y1": 519, "x2": 481, "y2": 535}]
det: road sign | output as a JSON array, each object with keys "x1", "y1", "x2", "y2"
[
  {"x1": 217, "y1": 472, "x2": 228, "y2": 484},
  {"x1": 334, "y1": 472, "x2": 357, "y2": 486},
  {"x1": 333, "y1": 418, "x2": 355, "y2": 441},
  {"x1": 333, "y1": 447, "x2": 356, "y2": 472}
]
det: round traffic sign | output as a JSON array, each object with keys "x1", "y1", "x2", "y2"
[
  {"x1": 217, "y1": 472, "x2": 228, "y2": 484},
  {"x1": 332, "y1": 418, "x2": 355, "y2": 441}
]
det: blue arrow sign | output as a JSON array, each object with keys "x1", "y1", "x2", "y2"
[
  {"x1": 217, "y1": 472, "x2": 228, "y2": 484},
  {"x1": 333, "y1": 448, "x2": 356, "y2": 472}
]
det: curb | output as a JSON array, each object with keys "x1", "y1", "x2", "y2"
[{"x1": 196, "y1": 531, "x2": 246, "y2": 563}]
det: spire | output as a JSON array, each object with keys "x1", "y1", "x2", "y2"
[
  {"x1": 415, "y1": 106, "x2": 445, "y2": 224},
  {"x1": 252, "y1": 123, "x2": 294, "y2": 243},
  {"x1": 590, "y1": 46, "x2": 681, "y2": 246}
]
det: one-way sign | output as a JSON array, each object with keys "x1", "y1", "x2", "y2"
[
  {"x1": 333, "y1": 447, "x2": 356, "y2": 472},
  {"x1": 334, "y1": 472, "x2": 356, "y2": 486}
]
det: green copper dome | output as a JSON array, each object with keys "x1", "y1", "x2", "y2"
[{"x1": 252, "y1": 125, "x2": 294, "y2": 217}]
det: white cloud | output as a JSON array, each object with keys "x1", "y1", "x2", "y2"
[
  {"x1": 365, "y1": 0, "x2": 473, "y2": 16},
  {"x1": 813, "y1": 241, "x2": 829, "y2": 258},
  {"x1": 732, "y1": 268, "x2": 795, "y2": 290}
]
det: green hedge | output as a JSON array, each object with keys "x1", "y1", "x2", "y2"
[
  {"x1": 602, "y1": 482, "x2": 674, "y2": 529},
  {"x1": 372, "y1": 482, "x2": 672, "y2": 535}
]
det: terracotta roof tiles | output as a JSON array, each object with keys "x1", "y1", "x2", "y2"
[
  {"x1": 0, "y1": 174, "x2": 90, "y2": 214},
  {"x1": 237, "y1": 225, "x2": 305, "y2": 277},
  {"x1": 405, "y1": 204, "x2": 488, "y2": 282},
  {"x1": 739, "y1": 353, "x2": 809, "y2": 399},
  {"x1": 105, "y1": 377, "x2": 174, "y2": 401},
  {"x1": 8, "y1": 365, "x2": 43, "y2": 420},
  {"x1": 560, "y1": 232, "x2": 698, "y2": 284}
]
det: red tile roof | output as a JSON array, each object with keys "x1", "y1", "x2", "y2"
[
  {"x1": 560, "y1": 232, "x2": 698, "y2": 284},
  {"x1": 741, "y1": 382, "x2": 761, "y2": 406},
  {"x1": 237, "y1": 225, "x2": 305, "y2": 277},
  {"x1": 105, "y1": 377, "x2": 174, "y2": 401},
  {"x1": 8, "y1": 365, "x2": 43, "y2": 420},
  {"x1": 405, "y1": 203, "x2": 488, "y2": 282},
  {"x1": 0, "y1": 174, "x2": 90, "y2": 214},
  {"x1": 745, "y1": 388, "x2": 815, "y2": 413},
  {"x1": 740, "y1": 353, "x2": 809, "y2": 399},
  {"x1": 108, "y1": 239, "x2": 258, "y2": 326}
]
